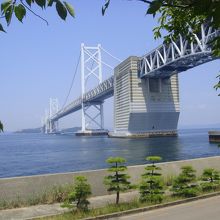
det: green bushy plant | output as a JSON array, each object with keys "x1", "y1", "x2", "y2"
[
  {"x1": 171, "y1": 165, "x2": 199, "y2": 198},
  {"x1": 104, "y1": 157, "x2": 132, "y2": 204},
  {"x1": 62, "y1": 176, "x2": 91, "y2": 211},
  {"x1": 139, "y1": 156, "x2": 164, "y2": 203},
  {"x1": 200, "y1": 168, "x2": 220, "y2": 192}
]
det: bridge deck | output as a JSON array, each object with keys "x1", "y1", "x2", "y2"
[
  {"x1": 51, "y1": 76, "x2": 114, "y2": 121},
  {"x1": 139, "y1": 27, "x2": 220, "y2": 78}
]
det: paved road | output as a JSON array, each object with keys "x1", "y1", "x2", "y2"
[{"x1": 111, "y1": 195, "x2": 220, "y2": 220}]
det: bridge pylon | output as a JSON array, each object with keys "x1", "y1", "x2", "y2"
[
  {"x1": 80, "y1": 43, "x2": 105, "y2": 134},
  {"x1": 44, "y1": 98, "x2": 59, "y2": 134}
]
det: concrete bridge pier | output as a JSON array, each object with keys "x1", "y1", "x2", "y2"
[
  {"x1": 44, "y1": 119, "x2": 59, "y2": 134},
  {"x1": 109, "y1": 56, "x2": 180, "y2": 138},
  {"x1": 49, "y1": 120, "x2": 59, "y2": 134}
]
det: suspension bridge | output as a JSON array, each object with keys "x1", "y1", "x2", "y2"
[{"x1": 42, "y1": 24, "x2": 220, "y2": 137}]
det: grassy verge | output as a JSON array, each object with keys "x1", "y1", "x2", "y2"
[
  {"x1": 35, "y1": 196, "x2": 179, "y2": 220},
  {"x1": 0, "y1": 174, "x2": 175, "y2": 210},
  {"x1": 0, "y1": 184, "x2": 75, "y2": 210},
  {"x1": 35, "y1": 191, "x2": 220, "y2": 220}
]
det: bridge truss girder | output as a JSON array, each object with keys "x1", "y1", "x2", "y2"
[
  {"x1": 50, "y1": 76, "x2": 114, "y2": 122},
  {"x1": 139, "y1": 24, "x2": 220, "y2": 78}
]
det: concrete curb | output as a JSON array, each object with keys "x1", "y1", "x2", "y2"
[{"x1": 83, "y1": 192, "x2": 220, "y2": 220}]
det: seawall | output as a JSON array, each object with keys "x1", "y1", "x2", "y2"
[{"x1": 1, "y1": 156, "x2": 220, "y2": 201}]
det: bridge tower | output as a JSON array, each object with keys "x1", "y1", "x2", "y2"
[
  {"x1": 79, "y1": 43, "x2": 105, "y2": 134},
  {"x1": 45, "y1": 98, "x2": 59, "y2": 134},
  {"x1": 43, "y1": 109, "x2": 49, "y2": 134}
]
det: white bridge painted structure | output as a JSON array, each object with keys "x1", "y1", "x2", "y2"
[
  {"x1": 43, "y1": 24, "x2": 219, "y2": 136},
  {"x1": 139, "y1": 24, "x2": 219, "y2": 78}
]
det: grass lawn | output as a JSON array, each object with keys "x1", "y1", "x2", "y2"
[{"x1": 35, "y1": 195, "x2": 184, "y2": 220}]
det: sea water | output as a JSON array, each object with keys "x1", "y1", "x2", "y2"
[{"x1": 0, "y1": 128, "x2": 219, "y2": 178}]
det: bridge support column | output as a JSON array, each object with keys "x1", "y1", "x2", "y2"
[
  {"x1": 81, "y1": 102, "x2": 86, "y2": 132},
  {"x1": 81, "y1": 102, "x2": 104, "y2": 130},
  {"x1": 43, "y1": 98, "x2": 59, "y2": 134},
  {"x1": 78, "y1": 43, "x2": 108, "y2": 135},
  {"x1": 109, "y1": 56, "x2": 180, "y2": 138},
  {"x1": 48, "y1": 98, "x2": 59, "y2": 133},
  {"x1": 47, "y1": 120, "x2": 59, "y2": 134}
]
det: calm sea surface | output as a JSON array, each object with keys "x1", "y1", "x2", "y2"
[{"x1": 0, "y1": 128, "x2": 220, "y2": 178}]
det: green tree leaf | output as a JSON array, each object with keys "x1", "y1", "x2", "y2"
[
  {"x1": 0, "y1": 23, "x2": 6, "y2": 32},
  {"x1": 35, "y1": 0, "x2": 46, "y2": 9},
  {"x1": 56, "y1": 1, "x2": 67, "y2": 20},
  {"x1": 63, "y1": 1, "x2": 74, "y2": 17},
  {"x1": 5, "y1": 4, "x2": 13, "y2": 26},
  {"x1": 1, "y1": 0, "x2": 11, "y2": 13},
  {"x1": 15, "y1": 4, "x2": 26, "y2": 22},
  {"x1": 102, "y1": 0, "x2": 110, "y2": 16},
  {"x1": 147, "y1": 0, "x2": 162, "y2": 15},
  {"x1": 26, "y1": 0, "x2": 32, "y2": 7},
  {"x1": 47, "y1": 0, "x2": 55, "y2": 7}
]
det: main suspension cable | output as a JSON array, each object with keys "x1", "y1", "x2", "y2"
[
  {"x1": 61, "y1": 52, "x2": 81, "y2": 110},
  {"x1": 100, "y1": 46, "x2": 122, "y2": 62}
]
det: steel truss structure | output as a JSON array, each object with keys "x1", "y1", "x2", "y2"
[
  {"x1": 44, "y1": 26, "x2": 219, "y2": 133},
  {"x1": 47, "y1": 44, "x2": 115, "y2": 131},
  {"x1": 139, "y1": 24, "x2": 220, "y2": 78},
  {"x1": 50, "y1": 76, "x2": 114, "y2": 122},
  {"x1": 81, "y1": 43, "x2": 104, "y2": 131},
  {"x1": 44, "y1": 98, "x2": 59, "y2": 133}
]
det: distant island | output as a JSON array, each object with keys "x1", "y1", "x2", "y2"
[
  {"x1": 15, "y1": 127, "x2": 81, "y2": 134},
  {"x1": 60, "y1": 127, "x2": 81, "y2": 133},
  {"x1": 15, "y1": 127, "x2": 42, "y2": 133}
]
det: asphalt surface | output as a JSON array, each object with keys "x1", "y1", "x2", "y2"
[{"x1": 111, "y1": 195, "x2": 220, "y2": 220}]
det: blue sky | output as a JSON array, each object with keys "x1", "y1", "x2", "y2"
[{"x1": 0, "y1": 0, "x2": 219, "y2": 131}]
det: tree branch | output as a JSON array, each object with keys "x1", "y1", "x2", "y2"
[
  {"x1": 20, "y1": 0, "x2": 49, "y2": 25},
  {"x1": 132, "y1": 0, "x2": 193, "y2": 9}
]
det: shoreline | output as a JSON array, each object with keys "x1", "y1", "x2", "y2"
[
  {"x1": 1, "y1": 156, "x2": 220, "y2": 203},
  {"x1": 1, "y1": 155, "x2": 220, "y2": 180}
]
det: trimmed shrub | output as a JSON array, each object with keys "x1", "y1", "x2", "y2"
[
  {"x1": 104, "y1": 157, "x2": 132, "y2": 204},
  {"x1": 200, "y1": 168, "x2": 220, "y2": 192},
  {"x1": 171, "y1": 165, "x2": 199, "y2": 198},
  {"x1": 139, "y1": 156, "x2": 164, "y2": 203},
  {"x1": 62, "y1": 176, "x2": 92, "y2": 211}
]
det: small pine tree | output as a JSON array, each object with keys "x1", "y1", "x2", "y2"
[
  {"x1": 172, "y1": 165, "x2": 199, "y2": 198},
  {"x1": 139, "y1": 156, "x2": 164, "y2": 203},
  {"x1": 104, "y1": 157, "x2": 131, "y2": 204},
  {"x1": 200, "y1": 168, "x2": 220, "y2": 192},
  {"x1": 62, "y1": 176, "x2": 92, "y2": 211}
]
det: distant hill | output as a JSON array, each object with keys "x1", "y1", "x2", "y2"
[
  {"x1": 15, "y1": 127, "x2": 81, "y2": 134},
  {"x1": 15, "y1": 127, "x2": 42, "y2": 133},
  {"x1": 61, "y1": 127, "x2": 81, "y2": 133}
]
